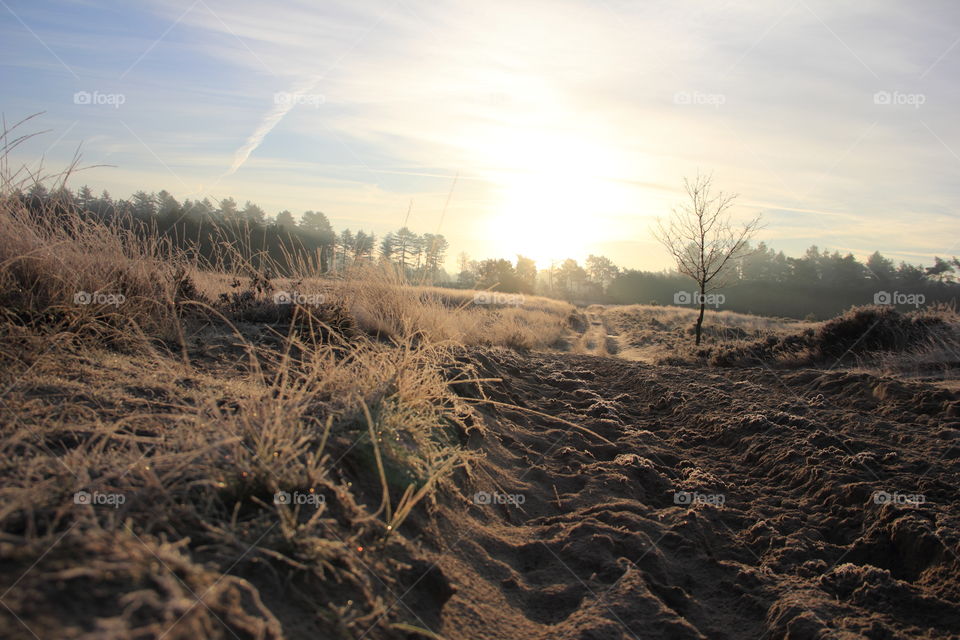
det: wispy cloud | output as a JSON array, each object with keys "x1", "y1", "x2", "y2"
[{"x1": 221, "y1": 76, "x2": 322, "y2": 178}]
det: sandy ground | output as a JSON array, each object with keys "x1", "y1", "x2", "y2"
[
  {"x1": 363, "y1": 306, "x2": 960, "y2": 640},
  {"x1": 421, "y1": 345, "x2": 960, "y2": 639},
  {"x1": 570, "y1": 307, "x2": 620, "y2": 357}
]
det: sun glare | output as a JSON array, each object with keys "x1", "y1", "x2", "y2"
[{"x1": 483, "y1": 130, "x2": 640, "y2": 268}]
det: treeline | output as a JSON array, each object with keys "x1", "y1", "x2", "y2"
[
  {"x1": 17, "y1": 184, "x2": 958, "y2": 319},
  {"x1": 611, "y1": 244, "x2": 960, "y2": 318},
  {"x1": 17, "y1": 184, "x2": 449, "y2": 280},
  {"x1": 454, "y1": 245, "x2": 960, "y2": 319},
  {"x1": 453, "y1": 254, "x2": 617, "y2": 297}
]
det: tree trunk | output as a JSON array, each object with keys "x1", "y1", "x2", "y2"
[
  {"x1": 320, "y1": 245, "x2": 329, "y2": 273},
  {"x1": 695, "y1": 289, "x2": 706, "y2": 346}
]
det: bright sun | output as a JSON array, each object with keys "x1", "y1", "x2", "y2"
[{"x1": 482, "y1": 129, "x2": 639, "y2": 268}]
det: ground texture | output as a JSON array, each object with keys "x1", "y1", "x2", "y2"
[
  {"x1": 419, "y1": 347, "x2": 960, "y2": 639},
  {"x1": 3, "y1": 312, "x2": 960, "y2": 639}
]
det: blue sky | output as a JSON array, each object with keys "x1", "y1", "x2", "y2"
[{"x1": 2, "y1": 0, "x2": 959, "y2": 270}]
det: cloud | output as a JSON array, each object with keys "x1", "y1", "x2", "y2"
[
  {"x1": 221, "y1": 75, "x2": 322, "y2": 178},
  {"x1": 7, "y1": 0, "x2": 960, "y2": 270}
]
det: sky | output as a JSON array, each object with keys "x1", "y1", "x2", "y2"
[{"x1": 2, "y1": 0, "x2": 959, "y2": 271}]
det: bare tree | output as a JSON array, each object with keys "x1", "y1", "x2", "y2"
[{"x1": 654, "y1": 173, "x2": 762, "y2": 345}]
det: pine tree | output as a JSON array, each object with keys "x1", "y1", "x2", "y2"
[
  {"x1": 380, "y1": 232, "x2": 396, "y2": 263},
  {"x1": 157, "y1": 190, "x2": 180, "y2": 216},
  {"x1": 131, "y1": 191, "x2": 157, "y2": 217},
  {"x1": 300, "y1": 211, "x2": 335, "y2": 272},
  {"x1": 218, "y1": 197, "x2": 238, "y2": 221},
  {"x1": 337, "y1": 229, "x2": 354, "y2": 271},
  {"x1": 394, "y1": 227, "x2": 418, "y2": 272},
  {"x1": 241, "y1": 201, "x2": 265, "y2": 224},
  {"x1": 76, "y1": 185, "x2": 95, "y2": 210},
  {"x1": 276, "y1": 210, "x2": 295, "y2": 227},
  {"x1": 866, "y1": 251, "x2": 896, "y2": 284}
]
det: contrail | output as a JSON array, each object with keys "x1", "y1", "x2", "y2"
[{"x1": 221, "y1": 77, "x2": 321, "y2": 178}]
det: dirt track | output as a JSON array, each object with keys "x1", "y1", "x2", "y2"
[
  {"x1": 418, "y1": 347, "x2": 960, "y2": 639},
  {"x1": 572, "y1": 308, "x2": 618, "y2": 357}
]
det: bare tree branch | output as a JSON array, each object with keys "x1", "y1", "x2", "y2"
[{"x1": 652, "y1": 172, "x2": 763, "y2": 345}]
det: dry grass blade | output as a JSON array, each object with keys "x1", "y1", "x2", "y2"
[
  {"x1": 361, "y1": 397, "x2": 392, "y2": 523},
  {"x1": 387, "y1": 454, "x2": 459, "y2": 536},
  {"x1": 460, "y1": 396, "x2": 614, "y2": 445}
]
